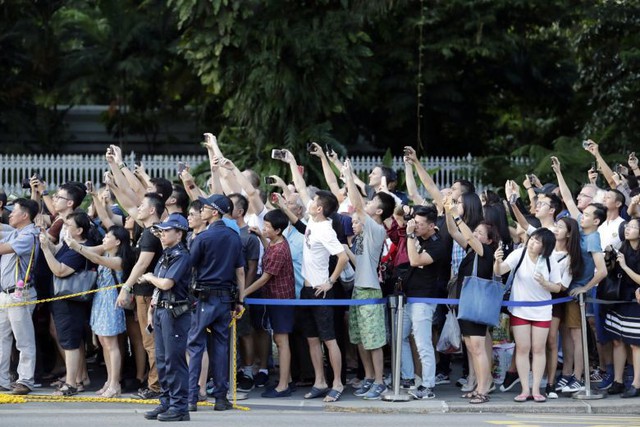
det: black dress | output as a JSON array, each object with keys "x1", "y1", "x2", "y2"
[{"x1": 604, "y1": 245, "x2": 640, "y2": 346}]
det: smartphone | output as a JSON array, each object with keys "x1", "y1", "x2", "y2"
[
  {"x1": 306, "y1": 142, "x2": 315, "y2": 153},
  {"x1": 630, "y1": 152, "x2": 637, "y2": 162},
  {"x1": 264, "y1": 176, "x2": 276, "y2": 185},
  {"x1": 270, "y1": 192, "x2": 279, "y2": 204},
  {"x1": 582, "y1": 140, "x2": 591, "y2": 149},
  {"x1": 509, "y1": 193, "x2": 517, "y2": 204},
  {"x1": 145, "y1": 324, "x2": 154, "y2": 334},
  {"x1": 591, "y1": 162, "x2": 596, "y2": 171},
  {"x1": 616, "y1": 164, "x2": 629, "y2": 176},
  {"x1": 528, "y1": 174, "x2": 536, "y2": 185},
  {"x1": 271, "y1": 149, "x2": 286, "y2": 160},
  {"x1": 177, "y1": 161, "x2": 186, "y2": 174},
  {"x1": 403, "y1": 147, "x2": 411, "y2": 155},
  {"x1": 324, "y1": 144, "x2": 331, "y2": 154},
  {"x1": 86, "y1": 181, "x2": 93, "y2": 193}
]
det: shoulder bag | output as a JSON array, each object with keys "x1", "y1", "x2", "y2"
[
  {"x1": 53, "y1": 255, "x2": 98, "y2": 303},
  {"x1": 457, "y1": 252, "x2": 505, "y2": 327}
]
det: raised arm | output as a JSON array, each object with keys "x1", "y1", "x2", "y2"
[
  {"x1": 443, "y1": 196, "x2": 484, "y2": 256},
  {"x1": 342, "y1": 159, "x2": 365, "y2": 215},
  {"x1": 551, "y1": 156, "x2": 581, "y2": 219},
  {"x1": 310, "y1": 142, "x2": 343, "y2": 201},
  {"x1": 505, "y1": 180, "x2": 532, "y2": 231},
  {"x1": 585, "y1": 140, "x2": 616, "y2": 189},
  {"x1": 403, "y1": 157, "x2": 425, "y2": 205},
  {"x1": 279, "y1": 149, "x2": 310, "y2": 208},
  {"x1": 404, "y1": 146, "x2": 443, "y2": 209},
  {"x1": 220, "y1": 158, "x2": 265, "y2": 214}
]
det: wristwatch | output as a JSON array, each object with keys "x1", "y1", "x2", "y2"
[{"x1": 407, "y1": 232, "x2": 416, "y2": 239}]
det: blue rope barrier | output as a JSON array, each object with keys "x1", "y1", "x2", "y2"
[{"x1": 244, "y1": 296, "x2": 577, "y2": 307}]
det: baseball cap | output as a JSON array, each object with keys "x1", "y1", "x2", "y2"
[
  {"x1": 154, "y1": 213, "x2": 188, "y2": 231},
  {"x1": 198, "y1": 194, "x2": 231, "y2": 215}
]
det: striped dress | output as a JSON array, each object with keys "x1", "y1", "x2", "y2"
[{"x1": 604, "y1": 246, "x2": 640, "y2": 346}]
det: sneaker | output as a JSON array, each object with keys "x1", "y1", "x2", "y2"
[
  {"x1": 455, "y1": 375, "x2": 468, "y2": 387},
  {"x1": 363, "y1": 383, "x2": 386, "y2": 400},
  {"x1": 590, "y1": 369, "x2": 604, "y2": 382},
  {"x1": 134, "y1": 387, "x2": 162, "y2": 400},
  {"x1": 254, "y1": 371, "x2": 269, "y2": 388},
  {"x1": 545, "y1": 383, "x2": 558, "y2": 399},
  {"x1": 237, "y1": 372, "x2": 254, "y2": 392},
  {"x1": 561, "y1": 377, "x2": 585, "y2": 393},
  {"x1": 598, "y1": 372, "x2": 614, "y2": 390},
  {"x1": 400, "y1": 378, "x2": 416, "y2": 390},
  {"x1": 353, "y1": 378, "x2": 374, "y2": 397},
  {"x1": 12, "y1": 383, "x2": 31, "y2": 395},
  {"x1": 435, "y1": 373, "x2": 450, "y2": 385},
  {"x1": 500, "y1": 371, "x2": 520, "y2": 392},
  {"x1": 608, "y1": 381, "x2": 625, "y2": 395},
  {"x1": 408, "y1": 385, "x2": 435, "y2": 400},
  {"x1": 555, "y1": 375, "x2": 571, "y2": 392}
]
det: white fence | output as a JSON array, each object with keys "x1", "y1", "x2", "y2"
[{"x1": 0, "y1": 152, "x2": 523, "y2": 196}]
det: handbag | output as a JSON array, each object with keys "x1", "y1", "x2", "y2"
[
  {"x1": 53, "y1": 257, "x2": 97, "y2": 302},
  {"x1": 457, "y1": 253, "x2": 505, "y2": 327},
  {"x1": 597, "y1": 272, "x2": 623, "y2": 301},
  {"x1": 436, "y1": 309, "x2": 462, "y2": 354}
]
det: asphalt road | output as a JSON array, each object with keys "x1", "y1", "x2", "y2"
[{"x1": 2, "y1": 403, "x2": 640, "y2": 427}]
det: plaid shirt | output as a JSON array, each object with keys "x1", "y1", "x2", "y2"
[
  {"x1": 451, "y1": 240, "x2": 466, "y2": 276},
  {"x1": 262, "y1": 239, "x2": 295, "y2": 299}
]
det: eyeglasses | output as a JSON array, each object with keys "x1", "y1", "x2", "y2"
[
  {"x1": 577, "y1": 193, "x2": 593, "y2": 199},
  {"x1": 535, "y1": 201, "x2": 550, "y2": 208},
  {"x1": 53, "y1": 194, "x2": 71, "y2": 201},
  {"x1": 624, "y1": 224, "x2": 640, "y2": 230},
  {"x1": 200, "y1": 205, "x2": 214, "y2": 212}
]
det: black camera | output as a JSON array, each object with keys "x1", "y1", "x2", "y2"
[{"x1": 22, "y1": 174, "x2": 43, "y2": 189}]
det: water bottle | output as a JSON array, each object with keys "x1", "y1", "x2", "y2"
[{"x1": 534, "y1": 256, "x2": 547, "y2": 277}]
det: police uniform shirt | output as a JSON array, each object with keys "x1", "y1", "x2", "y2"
[
  {"x1": 154, "y1": 243, "x2": 192, "y2": 301},
  {"x1": 190, "y1": 220, "x2": 244, "y2": 288}
]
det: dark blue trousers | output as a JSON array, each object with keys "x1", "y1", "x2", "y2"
[
  {"x1": 154, "y1": 307, "x2": 190, "y2": 413},
  {"x1": 187, "y1": 295, "x2": 232, "y2": 404}
]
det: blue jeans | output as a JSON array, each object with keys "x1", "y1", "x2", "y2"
[{"x1": 401, "y1": 303, "x2": 437, "y2": 388}]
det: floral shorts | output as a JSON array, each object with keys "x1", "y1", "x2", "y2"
[{"x1": 348, "y1": 287, "x2": 387, "y2": 350}]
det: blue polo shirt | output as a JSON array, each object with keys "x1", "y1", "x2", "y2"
[
  {"x1": 154, "y1": 243, "x2": 192, "y2": 301},
  {"x1": 191, "y1": 220, "x2": 244, "y2": 289}
]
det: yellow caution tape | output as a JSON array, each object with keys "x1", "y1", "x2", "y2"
[{"x1": 0, "y1": 284, "x2": 125, "y2": 309}]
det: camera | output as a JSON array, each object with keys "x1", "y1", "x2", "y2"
[
  {"x1": 22, "y1": 173, "x2": 43, "y2": 189},
  {"x1": 264, "y1": 176, "x2": 276, "y2": 185},
  {"x1": 271, "y1": 149, "x2": 287, "y2": 160}
]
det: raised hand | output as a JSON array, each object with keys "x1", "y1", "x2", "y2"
[
  {"x1": 308, "y1": 142, "x2": 324, "y2": 158},
  {"x1": 550, "y1": 156, "x2": 561, "y2": 174}
]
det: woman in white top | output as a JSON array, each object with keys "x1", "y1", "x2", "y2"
[
  {"x1": 546, "y1": 217, "x2": 581, "y2": 398},
  {"x1": 494, "y1": 228, "x2": 563, "y2": 403}
]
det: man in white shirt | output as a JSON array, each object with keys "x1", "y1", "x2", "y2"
[{"x1": 300, "y1": 191, "x2": 348, "y2": 403}]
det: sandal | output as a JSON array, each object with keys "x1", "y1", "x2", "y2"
[
  {"x1": 96, "y1": 382, "x2": 109, "y2": 395},
  {"x1": 461, "y1": 390, "x2": 478, "y2": 399},
  {"x1": 304, "y1": 386, "x2": 329, "y2": 399},
  {"x1": 514, "y1": 393, "x2": 532, "y2": 402},
  {"x1": 532, "y1": 394, "x2": 546, "y2": 403},
  {"x1": 323, "y1": 388, "x2": 343, "y2": 403},
  {"x1": 50, "y1": 377, "x2": 66, "y2": 388},
  {"x1": 52, "y1": 383, "x2": 78, "y2": 397},
  {"x1": 100, "y1": 387, "x2": 121, "y2": 398},
  {"x1": 469, "y1": 393, "x2": 490, "y2": 404}
]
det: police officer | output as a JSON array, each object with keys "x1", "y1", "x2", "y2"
[
  {"x1": 142, "y1": 213, "x2": 193, "y2": 422},
  {"x1": 187, "y1": 194, "x2": 245, "y2": 411}
]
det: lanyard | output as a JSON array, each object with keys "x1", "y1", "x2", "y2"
[{"x1": 15, "y1": 236, "x2": 36, "y2": 286}]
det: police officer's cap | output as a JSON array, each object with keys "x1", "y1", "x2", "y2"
[
  {"x1": 154, "y1": 213, "x2": 189, "y2": 231},
  {"x1": 198, "y1": 194, "x2": 231, "y2": 215}
]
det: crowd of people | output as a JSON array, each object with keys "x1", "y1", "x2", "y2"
[{"x1": 1, "y1": 136, "x2": 640, "y2": 420}]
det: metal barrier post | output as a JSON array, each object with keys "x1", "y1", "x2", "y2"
[
  {"x1": 573, "y1": 293, "x2": 605, "y2": 400},
  {"x1": 227, "y1": 318, "x2": 248, "y2": 402},
  {"x1": 383, "y1": 294, "x2": 411, "y2": 402}
]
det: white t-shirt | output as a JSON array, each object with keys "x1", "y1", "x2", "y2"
[
  {"x1": 352, "y1": 215, "x2": 386, "y2": 289},
  {"x1": 598, "y1": 216, "x2": 624, "y2": 251},
  {"x1": 552, "y1": 250, "x2": 572, "y2": 289},
  {"x1": 246, "y1": 206, "x2": 268, "y2": 274},
  {"x1": 506, "y1": 247, "x2": 561, "y2": 321},
  {"x1": 302, "y1": 217, "x2": 345, "y2": 287}
]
